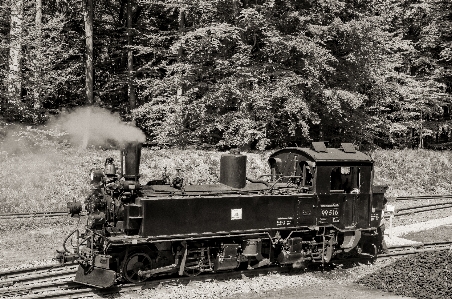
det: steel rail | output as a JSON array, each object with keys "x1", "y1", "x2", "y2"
[
  {"x1": 8, "y1": 266, "x2": 296, "y2": 298},
  {"x1": 0, "y1": 264, "x2": 77, "y2": 278},
  {"x1": 394, "y1": 203, "x2": 452, "y2": 216},
  {"x1": 396, "y1": 201, "x2": 452, "y2": 212},
  {"x1": 6, "y1": 285, "x2": 95, "y2": 299},
  {"x1": 0, "y1": 211, "x2": 87, "y2": 219},
  {"x1": 379, "y1": 241, "x2": 452, "y2": 259},
  {"x1": 0, "y1": 270, "x2": 76, "y2": 288},
  {"x1": 396, "y1": 194, "x2": 452, "y2": 201},
  {"x1": 0, "y1": 277, "x2": 76, "y2": 297},
  {"x1": 14, "y1": 282, "x2": 151, "y2": 299},
  {"x1": 3, "y1": 241, "x2": 452, "y2": 298}
]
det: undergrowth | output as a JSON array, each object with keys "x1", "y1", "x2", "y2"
[
  {"x1": 1, "y1": 127, "x2": 451, "y2": 213},
  {"x1": 371, "y1": 149, "x2": 452, "y2": 198}
]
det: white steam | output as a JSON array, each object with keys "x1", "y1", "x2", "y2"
[{"x1": 54, "y1": 106, "x2": 146, "y2": 148}]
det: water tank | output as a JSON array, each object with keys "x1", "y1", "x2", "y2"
[{"x1": 220, "y1": 151, "x2": 247, "y2": 189}]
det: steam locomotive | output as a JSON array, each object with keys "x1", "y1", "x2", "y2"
[{"x1": 57, "y1": 142, "x2": 387, "y2": 288}]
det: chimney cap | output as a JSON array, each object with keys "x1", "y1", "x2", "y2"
[{"x1": 230, "y1": 148, "x2": 240, "y2": 155}]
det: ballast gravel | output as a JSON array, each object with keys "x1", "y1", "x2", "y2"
[
  {"x1": 358, "y1": 251, "x2": 452, "y2": 299},
  {"x1": 129, "y1": 274, "x2": 325, "y2": 299},
  {"x1": 119, "y1": 260, "x2": 413, "y2": 299}
]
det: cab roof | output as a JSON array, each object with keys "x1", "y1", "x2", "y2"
[{"x1": 269, "y1": 143, "x2": 373, "y2": 164}]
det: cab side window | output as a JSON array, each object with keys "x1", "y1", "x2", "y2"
[
  {"x1": 331, "y1": 167, "x2": 343, "y2": 190},
  {"x1": 300, "y1": 162, "x2": 314, "y2": 188},
  {"x1": 330, "y1": 167, "x2": 360, "y2": 193}
]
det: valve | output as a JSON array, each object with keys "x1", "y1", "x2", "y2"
[{"x1": 172, "y1": 168, "x2": 184, "y2": 189}]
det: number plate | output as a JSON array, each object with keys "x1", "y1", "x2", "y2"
[
  {"x1": 94, "y1": 255, "x2": 110, "y2": 269},
  {"x1": 321, "y1": 208, "x2": 339, "y2": 217}
]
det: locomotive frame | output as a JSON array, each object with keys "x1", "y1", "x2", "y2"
[{"x1": 57, "y1": 141, "x2": 386, "y2": 288}]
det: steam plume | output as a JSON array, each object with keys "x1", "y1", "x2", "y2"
[{"x1": 54, "y1": 106, "x2": 146, "y2": 148}]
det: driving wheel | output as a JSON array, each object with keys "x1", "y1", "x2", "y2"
[
  {"x1": 123, "y1": 252, "x2": 154, "y2": 283},
  {"x1": 183, "y1": 263, "x2": 202, "y2": 277}
]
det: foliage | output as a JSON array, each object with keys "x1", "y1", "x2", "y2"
[
  {"x1": 0, "y1": 1, "x2": 10, "y2": 102},
  {"x1": 371, "y1": 148, "x2": 452, "y2": 197},
  {"x1": 369, "y1": 0, "x2": 451, "y2": 148},
  {"x1": 1, "y1": 0, "x2": 452, "y2": 149}
]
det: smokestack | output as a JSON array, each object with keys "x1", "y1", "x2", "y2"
[{"x1": 123, "y1": 142, "x2": 142, "y2": 181}]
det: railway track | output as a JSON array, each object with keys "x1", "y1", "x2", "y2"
[
  {"x1": 372, "y1": 194, "x2": 452, "y2": 217},
  {"x1": 395, "y1": 194, "x2": 452, "y2": 201},
  {"x1": 2, "y1": 241, "x2": 452, "y2": 298},
  {"x1": 0, "y1": 264, "x2": 79, "y2": 298},
  {"x1": 0, "y1": 211, "x2": 86, "y2": 219},
  {"x1": 0, "y1": 263, "x2": 122, "y2": 299},
  {"x1": 378, "y1": 240, "x2": 452, "y2": 259},
  {"x1": 392, "y1": 201, "x2": 452, "y2": 216},
  {"x1": 0, "y1": 264, "x2": 78, "y2": 287}
]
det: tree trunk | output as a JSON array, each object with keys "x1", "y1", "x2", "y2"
[
  {"x1": 176, "y1": 8, "x2": 185, "y2": 102},
  {"x1": 127, "y1": 0, "x2": 136, "y2": 110},
  {"x1": 84, "y1": 0, "x2": 94, "y2": 105},
  {"x1": 33, "y1": 0, "x2": 42, "y2": 110},
  {"x1": 419, "y1": 110, "x2": 424, "y2": 149},
  {"x1": 7, "y1": 0, "x2": 24, "y2": 107},
  {"x1": 178, "y1": 8, "x2": 185, "y2": 57}
]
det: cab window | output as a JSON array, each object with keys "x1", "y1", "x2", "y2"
[
  {"x1": 299, "y1": 161, "x2": 315, "y2": 189},
  {"x1": 330, "y1": 166, "x2": 360, "y2": 193}
]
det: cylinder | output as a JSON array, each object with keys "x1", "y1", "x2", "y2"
[
  {"x1": 123, "y1": 142, "x2": 142, "y2": 181},
  {"x1": 242, "y1": 239, "x2": 262, "y2": 257},
  {"x1": 219, "y1": 152, "x2": 247, "y2": 189}
]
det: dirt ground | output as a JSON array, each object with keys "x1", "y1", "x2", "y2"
[
  {"x1": 228, "y1": 282, "x2": 416, "y2": 299},
  {"x1": 0, "y1": 217, "x2": 84, "y2": 270}
]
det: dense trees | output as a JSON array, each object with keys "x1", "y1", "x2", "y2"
[{"x1": 1, "y1": 0, "x2": 451, "y2": 149}]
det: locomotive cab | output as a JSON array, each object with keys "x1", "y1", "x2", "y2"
[{"x1": 268, "y1": 142, "x2": 377, "y2": 229}]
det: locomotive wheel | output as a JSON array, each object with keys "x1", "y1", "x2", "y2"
[
  {"x1": 183, "y1": 265, "x2": 202, "y2": 277},
  {"x1": 123, "y1": 252, "x2": 154, "y2": 283},
  {"x1": 183, "y1": 256, "x2": 202, "y2": 276}
]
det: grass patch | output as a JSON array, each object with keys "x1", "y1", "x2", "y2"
[
  {"x1": 1, "y1": 127, "x2": 452, "y2": 214},
  {"x1": 371, "y1": 148, "x2": 452, "y2": 198},
  {"x1": 0, "y1": 147, "x2": 108, "y2": 214},
  {"x1": 0, "y1": 216, "x2": 85, "y2": 269},
  {"x1": 140, "y1": 148, "x2": 268, "y2": 185}
]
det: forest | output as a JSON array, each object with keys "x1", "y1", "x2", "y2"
[{"x1": 1, "y1": 0, "x2": 451, "y2": 150}]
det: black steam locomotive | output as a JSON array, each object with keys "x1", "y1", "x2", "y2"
[{"x1": 57, "y1": 142, "x2": 387, "y2": 288}]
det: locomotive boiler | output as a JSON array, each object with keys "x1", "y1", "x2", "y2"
[{"x1": 57, "y1": 142, "x2": 387, "y2": 288}]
